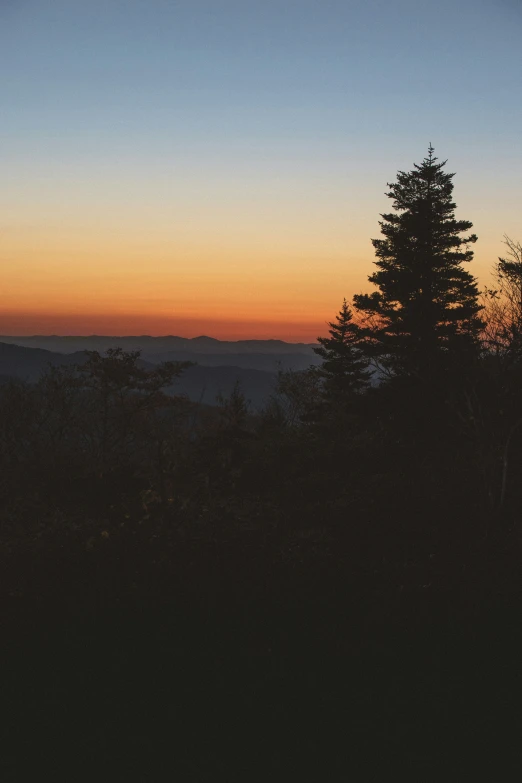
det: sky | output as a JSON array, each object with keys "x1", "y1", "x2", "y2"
[{"x1": 1, "y1": 0, "x2": 521, "y2": 341}]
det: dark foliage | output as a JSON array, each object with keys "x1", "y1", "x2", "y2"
[{"x1": 314, "y1": 298, "x2": 371, "y2": 403}]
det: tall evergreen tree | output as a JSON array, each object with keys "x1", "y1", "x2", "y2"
[
  {"x1": 314, "y1": 299, "x2": 371, "y2": 398},
  {"x1": 353, "y1": 146, "x2": 483, "y2": 380}
]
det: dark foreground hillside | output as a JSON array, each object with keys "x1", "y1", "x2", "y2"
[
  {"x1": 4, "y1": 545, "x2": 522, "y2": 781},
  {"x1": 1, "y1": 348, "x2": 522, "y2": 780},
  {"x1": 3, "y1": 507, "x2": 522, "y2": 780}
]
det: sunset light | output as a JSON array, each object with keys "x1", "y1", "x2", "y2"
[{"x1": 1, "y1": 0, "x2": 520, "y2": 339}]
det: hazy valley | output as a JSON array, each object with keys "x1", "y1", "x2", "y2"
[{"x1": 0, "y1": 336, "x2": 322, "y2": 408}]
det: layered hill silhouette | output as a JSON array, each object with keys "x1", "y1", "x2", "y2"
[
  {"x1": 0, "y1": 342, "x2": 84, "y2": 382},
  {"x1": 0, "y1": 338, "x2": 319, "y2": 407},
  {"x1": 0, "y1": 334, "x2": 318, "y2": 356}
]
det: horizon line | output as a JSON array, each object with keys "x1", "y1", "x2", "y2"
[{"x1": 0, "y1": 333, "x2": 319, "y2": 344}]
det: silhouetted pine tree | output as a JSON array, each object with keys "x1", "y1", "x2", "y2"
[
  {"x1": 314, "y1": 299, "x2": 371, "y2": 399},
  {"x1": 353, "y1": 146, "x2": 483, "y2": 380}
]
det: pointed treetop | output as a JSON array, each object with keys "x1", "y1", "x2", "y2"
[{"x1": 353, "y1": 146, "x2": 483, "y2": 380}]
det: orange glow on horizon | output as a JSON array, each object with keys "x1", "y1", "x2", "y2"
[
  {"x1": 0, "y1": 310, "x2": 330, "y2": 343},
  {"x1": 0, "y1": 196, "x2": 501, "y2": 343}
]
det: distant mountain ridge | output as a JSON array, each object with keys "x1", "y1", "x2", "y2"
[
  {"x1": 0, "y1": 335, "x2": 321, "y2": 381},
  {"x1": 0, "y1": 335, "x2": 318, "y2": 356},
  {"x1": 0, "y1": 341, "x2": 287, "y2": 408},
  {"x1": 146, "y1": 350, "x2": 321, "y2": 372},
  {"x1": 0, "y1": 342, "x2": 88, "y2": 382}
]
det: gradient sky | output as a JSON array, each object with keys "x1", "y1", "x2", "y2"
[{"x1": 1, "y1": 0, "x2": 521, "y2": 340}]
